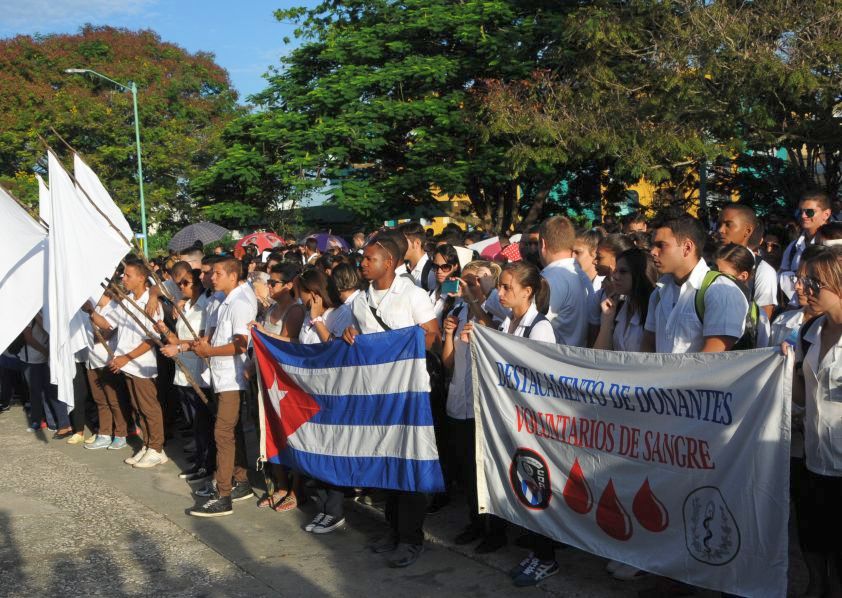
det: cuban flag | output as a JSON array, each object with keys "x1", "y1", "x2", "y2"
[{"x1": 252, "y1": 327, "x2": 445, "y2": 493}]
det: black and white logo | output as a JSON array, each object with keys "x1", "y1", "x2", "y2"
[{"x1": 509, "y1": 448, "x2": 552, "y2": 510}]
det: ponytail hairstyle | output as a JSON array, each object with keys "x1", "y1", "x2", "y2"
[
  {"x1": 713, "y1": 243, "x2": 756, "y2": 295},
  {"x1": 502, "y1": 261, "x2": 550, "y2": 314},
  {"x1": 615, "y1": 249, "x2": 656, "y2": 325}
]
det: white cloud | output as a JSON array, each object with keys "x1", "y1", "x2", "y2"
[{"x1": 0, "y1": 0, "x2": 159, "y2": 34}]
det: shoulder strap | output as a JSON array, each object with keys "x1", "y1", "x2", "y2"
[
  {"x1": 420, "y1": 259, "x2": 433, "y2": 292},
  {"x1": 694, "y1": 270, "x2": 724, "y2": 323},
  {"x1": 523, "y1": 313, "x2": 548, "y2": 339},
  {"x1": 368, "y1": 305, "x2": 392, "y2": 331},
  {"x1": 798, "y1": 316, "x2": 820, "y2": 365}
]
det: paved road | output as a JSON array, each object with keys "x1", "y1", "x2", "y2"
[{"x1": 0, "y1": 405, "x2": 802, "y2": 597}]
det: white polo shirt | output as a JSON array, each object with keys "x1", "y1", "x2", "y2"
[
  {"x1": 779, "y1": 234, "x2": 812, "y2": 301},
  {"x1": 798, "y1": 316, "x2": 842, "y2": 476},
  {"x1": 210, "y1": 284, "x2": 257, "y2": 393},
  {"x1": 18, "y1": 320, "x2": 48, "y2": 365},
  {"x1": 612, "y1": 301, "x2": 645, "y2": 352},
  {"x1": 644, "y1": 259, "x2": 748, "y2": 354},
  {"x1": 174, "y1": 294, "x2": 209, "y2": 388},
  {"x1": 86, "y1": 301, "x2": 119, "y2": 370},
  {"x1": 409, "y1": 253, "x2": 436, "y2": 291},
  {"x1": 499, "y1": 302, "x2": 556, "y2": 343},
  {"x1": 768, "y1": 309, "x2": 805, "y2": 348},
  {"x1": 352, "y1": 275, "x2": 436, "y2": 333},
  {"x1": 753, "y1": 257, "x2": 778, "y2": 308},
  {"x1": 542, "y1": 258, "x2": 590, "y2": 347},
  {"x1": 299, "y1": 303, "x2": 355, "y2": 345},
  {"x1": 112, "y1": 290, "x2": 162, "y2": 378}
]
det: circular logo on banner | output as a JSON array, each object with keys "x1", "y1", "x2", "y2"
[{"x1": 509, "y1": 448, "x2": 552, "y2": 510}]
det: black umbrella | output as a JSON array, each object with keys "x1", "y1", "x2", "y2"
[{"x1": 168, "y1": 222, "x2": 230, "y2": 252}]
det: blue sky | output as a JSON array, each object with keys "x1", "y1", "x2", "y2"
[{"x1": 0, "y1": 0, "x2": 319, "y2": 103}]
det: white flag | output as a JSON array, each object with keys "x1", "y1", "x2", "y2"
[
  {"x1": 36, "y1": 173, "x2": 50, "y2": 226},
  {"x1": 47, "y1": 151, "x2": 131, "y2": 408},
  {"x1": 471, "y1": 326, "x2": 791, "y2": 598},
  {"x1": 73, "y1": 153, "x2": 133, "y2": 242},
  {"x1": 0, "y1": 187, "x2": 47, "y2": 354}
]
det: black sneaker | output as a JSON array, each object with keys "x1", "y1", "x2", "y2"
[
  {"x1": 230, "y1": 481, "x2": 254, "y2": 502},
  {"x1": 189, "y1": 495, "x2": 232, "y2": 518},
  {"x1": 0, "y1": 404, "x2": 11, "y2": 413},
  {"x1": 185, "y1": 467, "x2": 211, "y2": 483},
  {"x1": 178, "y1": 465, "x2": 201, "y2": 479}
]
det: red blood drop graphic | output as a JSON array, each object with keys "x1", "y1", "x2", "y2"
[
  {"x1": 596, "y1": 479, "x2": 633, "y2": 541},
  {"x1": 562, "y1": 458, "x2": 593, "y2": 514},
  {"x1": 633, "y1": 478, "x2": 669, "y2": 533}
]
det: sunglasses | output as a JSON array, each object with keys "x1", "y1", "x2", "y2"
[
  {"x1": 268, "y1": 279, "x2": 288, "y2": 287},
  {"x1": 801, "y1": 209, "x2": 817, "y2": 218},
  {"x1": 178, "y1": 280, "x2": 193, "y2": 288},
  {"x1": 793, "y1": 275, "x2": 826, "y2": 295},
  {"x1": 430, "y1": 263, "x2": 455, "y2": 273}
]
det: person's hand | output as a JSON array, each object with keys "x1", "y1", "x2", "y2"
[
  {"x1": 600, "y1": 297, "x2": 618, "y2": 323},
  {"x1": 145, "y1": 295, "x2": 160, "y2": 319},
  {"x1": 192, "y1": 338, "x2": 212, "y2": 358},
  {"x1": 248, "y1": 320, "x2": 266, "y2": 334},
  {"x1": 780, "y1": 341, "x2": 793, "y2": 356},
  {"x1": 108, "y1": 355, "x2": 130, "y2": 373},
  {"x1": 309, "y1": 294, "x2": 326, "y2": 319},
  {"x1": 160, "y1": 343, "x2": 180, "y2": 358},
  {"x1": 343, "y1": 326, "x2": 359, "y2": 345},
  {"x1": 460, "y1": 321, "x2": 474, "y2": 343},
  {"x1": 154, "y1": 320, "x2": 170, "y2": 335},
  {"x1": 443, "y1": 315, "x2": 458, "y2": 337}
]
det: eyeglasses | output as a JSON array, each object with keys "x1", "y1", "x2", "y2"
[
  {"x1": 178, "y1": 280, "x2": 193, "y2": 288},
  {"x1": 793, "y1": 275, "x2": 826, "y2": 295},
  {"x1": 268, "y1": 279, "x2": 288, "y2": 287},
  {"x1": 801, "y1": 209, "x2": 816, "y2": 218},
  {"x1": 430, "y1": 263, "x2": 455, "y2": 273}
]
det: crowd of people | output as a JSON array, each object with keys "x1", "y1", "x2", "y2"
[{"x1": 1, "y1": 189, "x2": 841, "y2": 592}]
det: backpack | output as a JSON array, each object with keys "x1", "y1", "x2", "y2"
[
  {"x1": 522, "y1": 313, "x2": 549, "y2": 339},
  {"x1": 420, "y1": 259, "x2": 434, "y2": 292},
  {"x1": 694, "y1": 271, "x2": 759, "y2": 350}
]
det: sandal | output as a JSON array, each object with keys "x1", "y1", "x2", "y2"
[
  {"x1": 257, "y1": 490, "x2": 287, "y2": 508},
  {"x1": 272, "y1": 493, "x2": 298, "y2": 512}
]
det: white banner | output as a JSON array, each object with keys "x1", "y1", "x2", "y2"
[{"x1": 471, "y1": 326, "x2": 791, "y2": 598}]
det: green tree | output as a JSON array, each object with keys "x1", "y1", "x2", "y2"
[
  {"x1": 0, "y1": 25, "x2": 240, "y2": 229},
  {"x1": 194, "y1": 0, "x2": 552, "y2": 234}
]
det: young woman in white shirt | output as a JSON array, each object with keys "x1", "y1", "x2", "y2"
[
  {"x1": 594, "y1": 248, "x2": 657, "y2": 352},
  {"x1": 428, "y1": 244, "x2": 462, "y2": 325},
  {"x1": 713, "y1": 243, "x2": 771, "y2": 348},
  {"x1": 789, "y1": 246, "x2": 842, "y2": 597}
]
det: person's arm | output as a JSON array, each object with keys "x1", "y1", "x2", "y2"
[
  {"x1": 420, "y1": 318, "x2": 441, "y2": 352},
  {"x1": 193, "y1": 334, "x2": 249, "y2": 358},
  {"x1": 592, "y1": 298, "x2": 618, "y2": 350},
  {"x1": 442, "y1": 315, "x2": 459, "y2": 371},
  {"x1": 23, "y1": 326, "x2": 49, "y2": 356},
  {"x1": 701, "y1": 335, "x2": 738, "y2": 352},
  {"x1": 108, "y1": 340, "x2": 154, "y2": 372}
]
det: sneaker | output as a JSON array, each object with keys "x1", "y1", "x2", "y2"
[
  {"x1": 368, "y1": 532, "x2": 399, "y2": 554},
  {"x1": 85, "y1": 433, "x2": 98, "y2": 445},
  {"x1": 304, "y1": 513, "x2": 326, "y2": 533},
  {"x1": 387, "y1": 543, "x2": 424, "y2": 568},
  {"x1": 188, "y1": 494, "x2": 233, "y2": 518},
  {"x1": 185, "y1": 467, "x2": 211, "y2": 483},
  {"x1": 194, "y1": 479, "x2": 218, "y2": 498},
  {"x1": 312, "y1": 514, "x2": 345, "y2": 534},
  {"x1": 0, "y1": 404, "x2": 11, "y2": 413},
  {"x1": 26, "y1": 422, "x2": 39, "y2": 433},
  {"x1": 108, "y1": 437, "x2": 128, "y2": 450},
  {"x1": 606, "y1": 559, "x2": 623, "y2": 574},
  {"x1": 67, "y1": 432, "x2": 85, "y2": 444},
  {"x1": 85, "y1": 435, "x2": 112, "y2": 450},
  {"x1": 133, "y1": 448, "x2": 168, "y2": 469},
  {"x1": 509, "y1": 553, "x2": 536, "y2": 578},
  {"x1": 512, "y1": 558, "x2": 559, "y2": 587},
  {"x1": 124, "y1": 447, "x2": 147, "y2": 465},
  {"x1": 230, "y1": 481, "x2": 254, "y2": 502},
  {"x1": 611, "y1": 563, "x2": 648, "y2": 581},
  {"x1": 178, "y1": 465, "x2": 203, "y2": 480}
]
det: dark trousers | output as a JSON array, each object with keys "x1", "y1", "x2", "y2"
[
  {"x1": 213, "y1": 390, "x2": 248, "y2": 497},
  {"x1": 23, "y1": 363, "x2": 67, "y2": 429},
  {"x1": 176, "y1": 385, "x2": 214, "y2": 470},
  {"x1": 385, "y1": 491, "x2": 427, "y2": 546},
  {"x1": 448, "y1": 417, "x2": 506, "y2": 538},
  {"x1": 70, "y1": 362, "x2": 95, "y2": 433},
  {"x1": 0, "y1": 357, "x2": 22, "y2": 408},
  {"x1": 314, "y1": 483, "x2": 345, "y2": 519}
]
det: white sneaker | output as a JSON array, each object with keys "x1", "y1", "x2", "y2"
[
  {"x1": 133, "y1": 448, "x2": 168, "y2": 469},
  {"x1": 124, "y1": 447, "x2": 147, "y2": 465},
  {"x1": 612, "y1": 563, "x2": 648, "y2": 581}
]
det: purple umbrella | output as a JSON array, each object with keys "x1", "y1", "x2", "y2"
[{"x1": 302, "y1": 232, "x2": 350, "y2": 252}]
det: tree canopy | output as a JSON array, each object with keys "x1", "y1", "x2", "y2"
[{"x1": 0, "y1": 25, "x2": 240, "y2": 229}]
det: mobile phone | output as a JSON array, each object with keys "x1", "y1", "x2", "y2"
[{"x1": 441, "y1": 279, "x2": 459, "y2": 295}]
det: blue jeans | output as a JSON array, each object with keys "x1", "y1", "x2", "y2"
[{"x1": 23, "y1": 363, "x2": 69, "y2": 429}]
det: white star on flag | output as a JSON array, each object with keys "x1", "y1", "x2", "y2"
[{"x1": 267, "y1": 377, "x2": 287, "y2": 418}]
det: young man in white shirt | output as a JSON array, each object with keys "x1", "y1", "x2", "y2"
[
  {"x1": 190, "y1": 257, "x2": 257, "y2": 517},
  {"x1": 399, "y1": 222, "x2": 436, "y2": 291},
  {"x1": 343, "y1": 236, "x2": 440, "y2": 569},
  {"x1": 643, "y1": 215, "x2": 749, "y2": 354},
  {"x1": 780, "y1": 191, "x2": 832, "y2": 303},
  {"x1": 538, "y1": 215, "x2": 592, "y2": 347},
  {"x1": 717, "y1": 203, "x2": 778, "y2": 319},
  {"x1": 107, "y1": 260, "x2": 166, "y2": 468}
]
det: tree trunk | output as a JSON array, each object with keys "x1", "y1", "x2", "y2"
[{"x1": 521, "y1": 179, "x2": 555, "y2": 228}]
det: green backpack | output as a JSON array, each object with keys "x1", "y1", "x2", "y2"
[{"x1": 694, "y1": 270, "x2": 760, "y2": 351}]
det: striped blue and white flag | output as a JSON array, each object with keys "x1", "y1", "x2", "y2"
[{"x1": 252, "y1": 327, "x2": 445, "y2": 493}]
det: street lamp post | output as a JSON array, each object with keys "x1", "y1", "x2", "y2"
[{"x1": 64, "y1": 68, "x2": 148, "y2": 257}]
